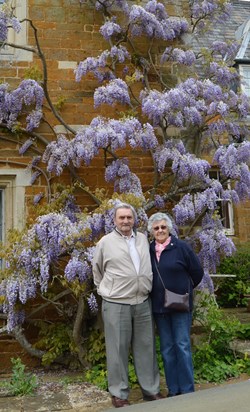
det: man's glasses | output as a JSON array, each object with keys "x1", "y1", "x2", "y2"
[{"x1": 153, "y1": 225, "x2": 167, "y2": 231}]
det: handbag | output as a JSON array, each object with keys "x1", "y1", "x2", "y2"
[{"x1": 154, "y1": 260, "x2": 190, "y2": 312}]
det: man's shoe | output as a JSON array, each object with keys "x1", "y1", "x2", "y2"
[
  {"x1": 112, "y1": 396, "x2": 130, "y2": 408},
  {"x1": 143, "y1": 392, "x2": 165, "y2": 401}
]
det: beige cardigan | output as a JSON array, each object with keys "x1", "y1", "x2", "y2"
[{"x1": 92, "y1": 230, "x2": 153, "y2": 305}]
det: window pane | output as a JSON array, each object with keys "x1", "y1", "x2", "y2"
[
  {"x1": 0, "y1": 190, "x2": 2, "y2": 269},
  {"x1": 209, "y1": 170, "x2": 234, "y2": 234},
  {"x1": 0, "y1": 190, "x2": 2, "y2": 242},
  {"x1": 240, "y1": 65, "x2": 250, "y2": 97}
]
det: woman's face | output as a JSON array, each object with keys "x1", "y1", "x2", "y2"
[{"x1": 151, "y1": 219, "x2": 169, "y2": 244}]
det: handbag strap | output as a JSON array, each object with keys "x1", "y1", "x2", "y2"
[
  {"x1": 154, "y1": 259, "x2": 167, "y2": 290},
  {"x1": 154, "y1": 258, "x2": 191, "y2": 292}
]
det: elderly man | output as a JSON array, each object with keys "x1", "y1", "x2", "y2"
[{"x1": 92, "y1": 202, "x2": 163, "y2": 408}]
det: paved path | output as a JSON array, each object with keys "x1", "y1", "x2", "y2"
[
  {"x1": 0, "y1": 379, "x2": 249, "y2": 411},
  {"x1": 105, "y1": 380, "x2": 250, "y2": 412}
]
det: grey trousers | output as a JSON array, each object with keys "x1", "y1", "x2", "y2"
[{"x1": 102, "y1": 298, "x2": 160, "y2": 399}]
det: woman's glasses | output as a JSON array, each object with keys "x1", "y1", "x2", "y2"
[{"x1": 153, "y1": 225, "x2": 167, "y2": 231}]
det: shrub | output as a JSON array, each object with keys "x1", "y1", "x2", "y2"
[
  {"x1": 215, "y1": 243, "x2": 250, "y2": 308},
  {"x1": 193, "y1": 295, "x2": 250, "y2": 382}
]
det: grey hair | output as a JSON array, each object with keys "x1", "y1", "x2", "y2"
[
  {"x1": 147, "y1": 212, "x2": 173, "y2": 233},
  {"x1": 114, "y1": 202, "x2": 137, "y2": 220}
]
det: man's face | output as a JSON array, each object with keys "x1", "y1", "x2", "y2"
[{"x1": 114, "y1": 208, "x2": 135, "y2": 236}]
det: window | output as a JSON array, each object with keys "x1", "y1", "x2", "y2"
[
  {"x1": 0, "y1": 189, "x2": 3, "y2": 268},
  {"x1": 239, "y1": 65, "x2": 250, "y2": 97},
  {"x1": 0, "y1": 0, "x2": 32, "y2": 62},
  {"x1": 0, "y1": 189, "x2": 3, "y2": 244},
  {"x1": 209, "y1": 171, "x2": 234, "y2": 235},
  {"x1": 235, "y1": 17, "x2": 250, "y2": 97},
  {"x1": 0, "y1": 169, "x2": 31, "y2": 238}
]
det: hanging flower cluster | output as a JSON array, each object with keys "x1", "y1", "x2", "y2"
[
  {"x1": 43, "y1": 117, "x2": 158, "y2": 173},
  {"x1": 0, "y1": 80, "x2": 44, "y2": 131}
]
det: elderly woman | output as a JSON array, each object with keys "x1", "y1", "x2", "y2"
[{"x1": 147, "y1": 212, "x2": 204, "y2": 397}]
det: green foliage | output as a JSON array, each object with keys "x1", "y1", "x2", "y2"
[
  {"x1": 193, "y1": 295, "x2": 250, "y2": 382},
  {"x1": 85, "y1": 365, "x2": 108, "y2": 390},
  {"x1": 5, "y1": 358, "x2": 37, "y2": 396},
  {"x1": 54, "y1": 95, "x2": 66, "y2": 111},
  {"x1": 84, "y1": 328, "x2": 108, "y2": 389},
  {"x1": 155, "y1": 334, "x2": 164, "y2": 376},
  {"x1": 215, "y1": 244, "x2": 250, "y2": 307},
  {"x1": 236, "y1": 323, "x2": 250, "y2": 340},
  {"x1": 85, "y1": 328, "x2": 106, "y2": 365},
  {"x1": 193, "y1": 343, "x2": 249, "y2": 382},
  {"x1": 128, "y1": 362, "x2": 139, "y2": 387},
  {"x1": 24, "y1": 65, "x2": 43, "y2": 81},
  {"x1": 35, "y1": 322, "x2": 75, "y2": 366}
]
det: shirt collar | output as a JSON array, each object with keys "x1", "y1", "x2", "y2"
[{"x1": 115, "y1": 227, "x2": 135, "y2": 239}]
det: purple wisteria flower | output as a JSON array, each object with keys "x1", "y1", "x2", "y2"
[
  {"x1": 31, "y1": 156, "x2": 42, "y2": 167},
  {"x1": 213, "y1": 142, "x2": 250, "y2": 200},
  {"x1": 141, "y1": 77, "x2": 249, "y2": 129},
  {"x1": 94, "y1": 79, "x2": 131, "y2": 107},
  {"x1": 196, "y1": 270, "x2": 214, "y2": 294},
  {"x1": 195, "y1": 214, "x2": 236, "y2": 272},
  {"x1": 47, "y1": 117, "x2": 158, "y2": 170},
  {"x1": 173, "y1": 180, "x2": 223, "y2": 226},
  {"x1": 86, "y1": 213, "x2": 105, "y2": 239},
  {"x1": 6, "y1": 309, "x2": 25, "y2": 332},
  {"x1": 33, "y1": 192, "x2": 44, "y2": 204},
  {"x1": 154, "y1": 194, "x2": 165, "y2": 209},
  {"x1": 129, "y1": 3, "x2": 188, "y2": 40},
  {"x1": 0, "y1": 79, "x2": 44, "y2": 130},
  {"x1": 110, "y1": 45, "x2": 130, "y2": 63},
  {"x1": 26, "y1": 109, "x2": 43, "y2": 131},
  {"x1": 153, "y1": 139, "x2": 210, "y2": 182},
  {"x1": 30, "y1": 171, "x2": 41, "y2": 185},
  {"x1": 65, "y1": 257, "x2": 91, "y2": 283},
  {"x1": 43, "y1": 134, "x2": 74, "y2": 175},
  {"x1": 161, "y1": 47, "x2": 196, "y2": 65},
  {"x1": 19, "y1": 139, "x2": 34, "y2": 155},
  {"x1": 62, "y1": 195, "x2": 81, "y2": 223},
  {"x1": 105, "y1": 159, "x2": 143, "y2": 197},
  {"x1": 208, "y1": 62, "x2": 239, "y2": 87},
  {"x1": 75, "y1": 51, "x2": 114, "y2": 83},
  {"x1": 87, "y1": 293, "x2": 98, "y2": 313},
  {"x1": 100, "y1": 19, "x2": 122, "y2": 41},
  {"x1": 93, "y1": 0, "x2": 130, "y2": 15},
  {"x1": 210, "y1": 40, "x2": 239, "y2": 61},
  {"x1": 191, "y1": 0, "x2": 232, "y2": 32},
  {"x1": 0, "y1": 7, "x2": 21, "y2": 42}
]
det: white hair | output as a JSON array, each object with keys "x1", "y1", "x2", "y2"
[
  {"x1": 147, "y1": 212, "x2": 173, "y2": 233},
  {"x1": 114, "y1": 202, "x2": 137, "y2": 220}
]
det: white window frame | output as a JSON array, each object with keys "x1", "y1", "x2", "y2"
[
  {"x1": 0, "y1": 169, "x2": 31, "y2": 241},
  {"x1": 0, "y1": 0, "x2": 32, "y2": 62},
  {"x1": 0, "y1": 169, "x2": 31, "y2": 269},
  {"x1": 0, "y1": 189, "x2": 3, "y2": 243},
  {"x1": 209, "y1": 170, "x2": 235, "y2": 236},
  {"x1": 239, "y1": 64, "x2": 250, "y2": 98},
  {"x1": 0, "y1": 189, "x2": 3, "y2": 268}
]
